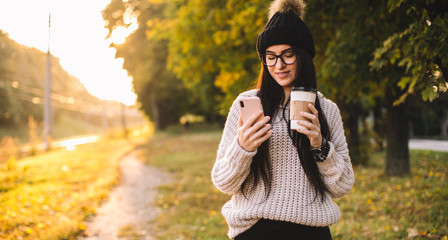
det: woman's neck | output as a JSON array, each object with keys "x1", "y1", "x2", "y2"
[{"x1": 283, "y1": 86, "x2": 292, "y2": 106}]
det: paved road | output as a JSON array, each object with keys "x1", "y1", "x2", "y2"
[{"x1": 409, "y1": 139, "x2": 448, "y2": 152}]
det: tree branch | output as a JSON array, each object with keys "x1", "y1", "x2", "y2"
[{"x1": 435, "y1": 57, "x2": 448, "y2": 82}]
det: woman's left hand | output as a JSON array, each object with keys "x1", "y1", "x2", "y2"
[{"x1": 296, "y1": 103, "x2": 322, "y2": 148}]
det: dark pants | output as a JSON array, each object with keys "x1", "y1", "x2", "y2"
[{"x1": 234, "y1": 219, "x2": 332, "y2": 240}]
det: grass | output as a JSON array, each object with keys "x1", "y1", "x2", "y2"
[
  {"x1": 117, "y1": 224, "x2": 147, "y2": 240},
  {"x1": 3, "y1": 123, "x2": 444, "y2": 240},
  {"x1": 0, "y1": 126, "x2": 152, "y2": 240},
  {"x1": 332, "y1": 150, "x2": 448, "y2": 240},
  {"x1": 140, "y1": 128, "x2": 228, "y2": 240},
  {"x1": 140, "y1": 128, "x2": 448, "y2": 240}
]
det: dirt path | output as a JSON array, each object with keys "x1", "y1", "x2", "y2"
[{"x1": 80, "y1": 150, "x2": 171, "y2": 240}]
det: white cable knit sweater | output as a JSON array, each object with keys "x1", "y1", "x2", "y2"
[{"x1": 211, "y1": 89, "x2": 355, "y2": 239}]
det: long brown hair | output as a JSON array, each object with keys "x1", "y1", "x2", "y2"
[{"x1": 240, "y1": 47, "x2": 330, "y2": 201}]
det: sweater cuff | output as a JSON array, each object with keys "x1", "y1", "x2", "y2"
[
  {"x1": 316, "y1": 142, "x2": 343, "y2": 172},
  {"x1": 225, "y1": 136, "x2": 257, "y2": 168}
]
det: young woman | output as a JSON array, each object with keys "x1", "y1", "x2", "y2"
[{"x1": 211, "y1": 0, "x2": 355, "y2": 239}]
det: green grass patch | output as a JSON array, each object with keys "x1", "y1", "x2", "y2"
[
  {"x1": 332, "y1": 150, "x2": 448, "y2": 240},
  {"x1": 0, "y1": 132, "x2": 149, "y2": 240},
  {"x1": 141, "y1": 130, "x2": 448, "y2": 240},
  {"x1": 140, "y1": 130, "x2": 229, "y2": 240}
]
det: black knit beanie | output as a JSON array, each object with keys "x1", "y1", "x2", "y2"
[{"x1": 257, "y1": 0, "x2": 315, "y2": 59}]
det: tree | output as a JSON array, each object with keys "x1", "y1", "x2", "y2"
[
  {"x1": 308, "y1": 0, "x2": 447, "y2": 175},
  {"x1": 166, "y1": 0, "x2": 269, "y2": 115},
  {"x1": 306, "y1": 1, "x2": 388, "y2": 165},
  {"x1": 103, "y1": 0, "x2": 272, "y2": 123},
  {"x1": 371, "y1": 0, "x2": 448, "y2": 104},
  {"x1": 0, "y1": 31, "x2": 13, "y2": 125},
  {"x1": 370, "y1": 0, "x2": 448, "y2": 175},
  {"x1": 103, "y1": 0, "x2": 193, "y2": 129}
]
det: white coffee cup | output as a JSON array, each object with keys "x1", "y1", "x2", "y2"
[{"x1": 290, "y1": 87, "x2": 316, "y2": 130}]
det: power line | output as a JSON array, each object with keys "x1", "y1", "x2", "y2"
[
  {"x1": 0, "y1": 91, "x2": 102, "y2": 114},
  {"x1": 2, "y1": 79, "x2": 93, "y2": 105},
  {"x1": 0, "y1": 78, "x2": 109, "y2": 113}
]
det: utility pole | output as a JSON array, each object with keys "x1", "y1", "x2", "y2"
[
  {"x1": 43, "y1": 13, "x2": 52, "y2": 151},
  {"x1": 121, "y1": 103, "x2": 128, "y2": 138},
  {"x1": 102, "y1": 104, "x2": 109, "y2": 133}
]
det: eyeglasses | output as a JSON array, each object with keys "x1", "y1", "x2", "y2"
[{"x1": 260, "y1": 51, "x2": 297, "y2": 67}]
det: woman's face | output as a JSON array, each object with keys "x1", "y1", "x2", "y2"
[{"x1": 265, "y1": 44, "x2": 298, "y2": 90}]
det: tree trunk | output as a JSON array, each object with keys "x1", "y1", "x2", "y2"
[
  {"x1": 336, "y1": 100, "x2": 368, "y2": 165},
  {"x1": 385, "y1": 89, "x2": 410, "y2": 176},
  {"x1": 346, "y1": 104, "x2": 362, "y2": 165},
  {"x1": 373, "y1": 101, "x2": 385, "y2": 151},
  {"x1": 149, "y1": 91, "x2": 162, "y2": 130},
  {"x1": 442, "y1": 113, "x2": 448, "y2": 140}
]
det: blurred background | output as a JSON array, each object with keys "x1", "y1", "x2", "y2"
[
  {"x1": 0, "y1": 0, "x2": 144, "y2": 156},
  {"x1": 1, "y1": 0, "x2": 446, "y2": 165},
  {"x1": 0, "y1": 0, "x2": 447, "y2": 239}
]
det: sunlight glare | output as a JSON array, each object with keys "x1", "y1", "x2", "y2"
[
  {"x1": 56, "y1": 135, "x2": 99, "y2": 151},
  {"x1": 0, "y1": 0, "x2": 139, "y2": 106},
  {"x1": 65, "y1": 145, "x2": 76, "y2": 151},
  {"x1": 110, "y1": 27, "x2": 129, "y2": 45}
]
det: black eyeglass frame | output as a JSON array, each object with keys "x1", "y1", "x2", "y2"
[{"x1": 259, "y1": 50, "x2": 297, "y2": 67}]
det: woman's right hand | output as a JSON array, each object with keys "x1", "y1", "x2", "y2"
[{"x1": 237, "y1": 111, "x2": 273, "y2": 152}]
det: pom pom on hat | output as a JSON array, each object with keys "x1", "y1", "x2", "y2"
[
  {"x1": 269, "y1": 0, "x2": 306, "y2": 20},
  {"x1": 257, "y1": 0, "x2": 315, "y2": 59}
]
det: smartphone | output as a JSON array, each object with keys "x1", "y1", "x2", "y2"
[{"x1": 239, "y1": 97, "x2": 264, "y2": 124}]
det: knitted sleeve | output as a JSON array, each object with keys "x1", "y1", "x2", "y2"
[
  {"x1": 317, "y1": 100, "x2": 355, "y2": 198},
  {"x1": 211, "y1": 97, "x2": 257, "y2": 195}
]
